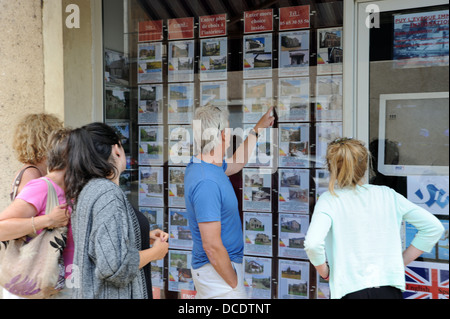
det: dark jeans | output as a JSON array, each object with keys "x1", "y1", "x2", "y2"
[{"x1": 342, "y1": 286, "x2": 403, "y2": 299}]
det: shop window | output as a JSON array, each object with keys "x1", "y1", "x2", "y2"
[
  {"x1": 368, "y1": 4, "x2": 449, "y2": 299},
  {"x1": 103, "y1": 0, "x2": 344, "y2": 299}
]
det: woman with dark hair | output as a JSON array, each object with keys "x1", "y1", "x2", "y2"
[{"x1": 65, "y1": 122, "x2": 168, "y2": 299}]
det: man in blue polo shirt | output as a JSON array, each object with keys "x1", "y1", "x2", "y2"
[{"x1": 184, "y1": 105, "x2": 274, "y2": 299}]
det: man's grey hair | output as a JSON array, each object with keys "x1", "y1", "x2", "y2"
[{"x1": 193, "y1": 105, "x2": 229, "y2": 155}]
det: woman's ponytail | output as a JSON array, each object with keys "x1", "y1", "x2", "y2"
[{"x1": 326, "y1": 138, "x2": 369, "y2": 195}]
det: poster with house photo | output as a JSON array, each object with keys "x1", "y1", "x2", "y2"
[
  {"x1": 139, "y1": 125, "x2": 164, "y2": 165},
  {"x1": 168, "y1": 209, "x2": 193, "y2": 250},
  {"x1": 317, "y1": 27, "x2": 343, "y2": 75},
  {"x1": 243, "y1": 79, "x2": 273, "y2": 123},
  {"x1": 244, "y1": 212, "x2": 273, "y2": 257},
  {"x1": 315, "y1": 169, "x2": 330, "y2": 200},
  {"x1": 278, "y1": 213, "x2": 309, "y2": 259},
  {"x1": 315, "y1": 75, "x2": 343, "y2": 121},
  {"x1": 243, "y1": 256, "x2": 272, "y2": 299},
  {"x1": 278, "y1": 168, "x2": 309, "y2": 213},
  {"x1": 243, "y1": 33, "x2": 273, "y2": 79},
  {"x1": 118, "y1": 170, "x2": 132, "y2": 195},
  {"x1": 243, "y1": 124, "x2": 273, "y2": 168},
  {"x1": 243, "y1": 168, "x2": 272, "y2": 212},
  {"x1": 278, "y1": 30, "x2": 310, "y2": 77},
  {"x1": 139, "y1": 206, "x2": 164, "y2": 232},
  {"x1": 168, "y1": 166, "x2": 186, "y2": 208},
  {"x1": 168, "y1": 125, "x2": 193, "y2": 166},
  {"x1": 315, "y1": 122, "x2": 342, "y2": 168},
  {"x1": 277, "y1": 77, "x2": 310, "y2": 122},
  {"x1": 105, "y1": 49, "x2": 129, "y2": 86},
  {"x1": 278, "y1": 124, "x2": 310, "y2": 168},
  {"x1": 168, "y1": 40, "x2": 194, "y2": 82},
  {"x1": 316, "y1": 274, "x2": 331, "y2": 299},
  {"x1": 108, "y1": 121, "x2": 131, "y2": 154},
  {"x1": 278, "y1": 259, "x2": 310, "y2": 299},
  {"x1": 168, "y1": 250, "x2": 194, "y2": 292},
  {"x1": 105, "y1": 86, "x2": 130, "y2": 120},
  {"x1": 138, "y1": 42, "x2": 163, "y2": 83},
  {"x1": 200, "y1": 81, "x2": 228, "y2": 107},
  {"x1": 138, "y1": 84, "x2": 163, "y2": 124},
  {"x1": 150, "y1": 259, "x2": 165, "y2": 290},
  {"x1": 139, "y1": 166, "x2": 164, "y2": 207},
  {"x1": 200, "y1": 37, "x2": 227, "y2": 81},
  {"x1": 168, "y1": 83, "x2": 194, "y2": 124}
]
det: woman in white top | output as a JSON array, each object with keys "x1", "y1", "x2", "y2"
[{"x1": 304, "y1": 137, "x2": 444, "y2": 299}]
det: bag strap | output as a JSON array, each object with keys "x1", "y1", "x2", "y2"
[
  {"x1": 40, "y1": 177, "x2": 60, "y2": 215},
  {"x1": 10, "y1": 165, "x2": 40, "y2": 201}
]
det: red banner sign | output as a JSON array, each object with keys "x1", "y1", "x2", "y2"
[
  {"x1": 138, "y1": 20, "x2": 163, "y2": 42},
  {"x1": 199, "y1": 13, "x2": 227, "y2": 38},
  {"x1": 180, "y1": 289, "x2": 197, "y2": 299},
  {"x1": 152, "y1": 287, "x2": 161, "y2": 299},
  {"x1": 244, "y1": 9, "x2": 273, "y2": 33},
  {"x1": 279, "y1": 5, "x2": 310, "y2": 30},
  {"x1": 168, "y1": 17, "x2": 194, "y2": 40}
]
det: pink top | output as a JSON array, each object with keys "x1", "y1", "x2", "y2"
[{"x1": 16, "y1": 177, "x2": 74, "y2": 279}]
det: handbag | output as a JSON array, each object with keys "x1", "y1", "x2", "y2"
[{"x1": 0, "y1": 177, "x2": 67, "y2": 299}]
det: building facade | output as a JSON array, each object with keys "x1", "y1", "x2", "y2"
[{"x1": 0, "y1": 0, "x2": 448, "y2": 299}]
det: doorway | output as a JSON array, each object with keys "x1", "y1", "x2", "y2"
[{"x1": 355, "y1": 0, "x2": 449, "y2": 299}]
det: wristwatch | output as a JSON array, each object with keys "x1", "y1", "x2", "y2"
[{"x1": 249, "y1": 128, "x2": 259, "y2": 138}]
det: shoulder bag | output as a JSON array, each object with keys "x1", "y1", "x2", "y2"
[{"x1": 0, "y1": 177, "x2": 67, "y2": 299}]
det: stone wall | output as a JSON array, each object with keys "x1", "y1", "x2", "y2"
[{"x1": 0, "y1": 0, "x2": 45, "y2": 211}]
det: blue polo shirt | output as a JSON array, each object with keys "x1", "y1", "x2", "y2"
[{"x1": 184, "y1": 157, "x2": 243, "y2": 269}]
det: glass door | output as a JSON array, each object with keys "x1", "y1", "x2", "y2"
[{"x1": 357, "y1": 0, "x2": 449, "y2": 299}]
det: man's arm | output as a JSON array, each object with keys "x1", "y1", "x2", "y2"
[
  {"x1": 198, "y1": 221, "x2": 238, "y2": 288},
  {"x1": 225, "y1": 106, "x2": 275, "y2": 176}
]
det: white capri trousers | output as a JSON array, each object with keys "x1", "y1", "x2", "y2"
[{"x1": 191, "y1": 262, "x2": 248, "y2": 299}]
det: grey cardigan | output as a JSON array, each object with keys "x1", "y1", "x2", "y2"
[{"x1": 71, "y1": 178, "x2": 148, "y2": 299}]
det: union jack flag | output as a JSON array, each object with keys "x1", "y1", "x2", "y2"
[{"x1": 404, "y1": 262, "x2": 449, "y2": 299}]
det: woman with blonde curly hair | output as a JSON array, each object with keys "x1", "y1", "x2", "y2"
[
  {"x1": 305, "y1": 137, "x2": 444, "y2": 299},
  {"x1": 11, "y1": 113, "x2": 63, "y2": 200}
]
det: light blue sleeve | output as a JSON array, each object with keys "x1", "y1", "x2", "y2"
[
  {"x1": 305, "y1": 197, "x2": 333, "y2": 266},
  {"x1": 393, "y1": 189, "x2": 444, "y2": 252}
]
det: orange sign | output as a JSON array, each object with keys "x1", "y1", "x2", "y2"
[
  {"x1": 279, "y1": 5, "x2": 310, "y2": 30},
  {"x1": 199, "y1": 13, "x2": 227, "y2": 38},
  {"x1": 138, "y1": 20, "x2": 163, "y2": 42},
  {"x1": 152, "y1": 287, "x2": 161, "y2": 299},
  {"x1": 244, "y1": 9, "x2": 273, "y2": 33},
  {"x1": 180, "y1": 289, "x2": 197, "y2": 299},
  {"x1": 168, "y1": 17, "x2": 194, "y2": 40}
]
